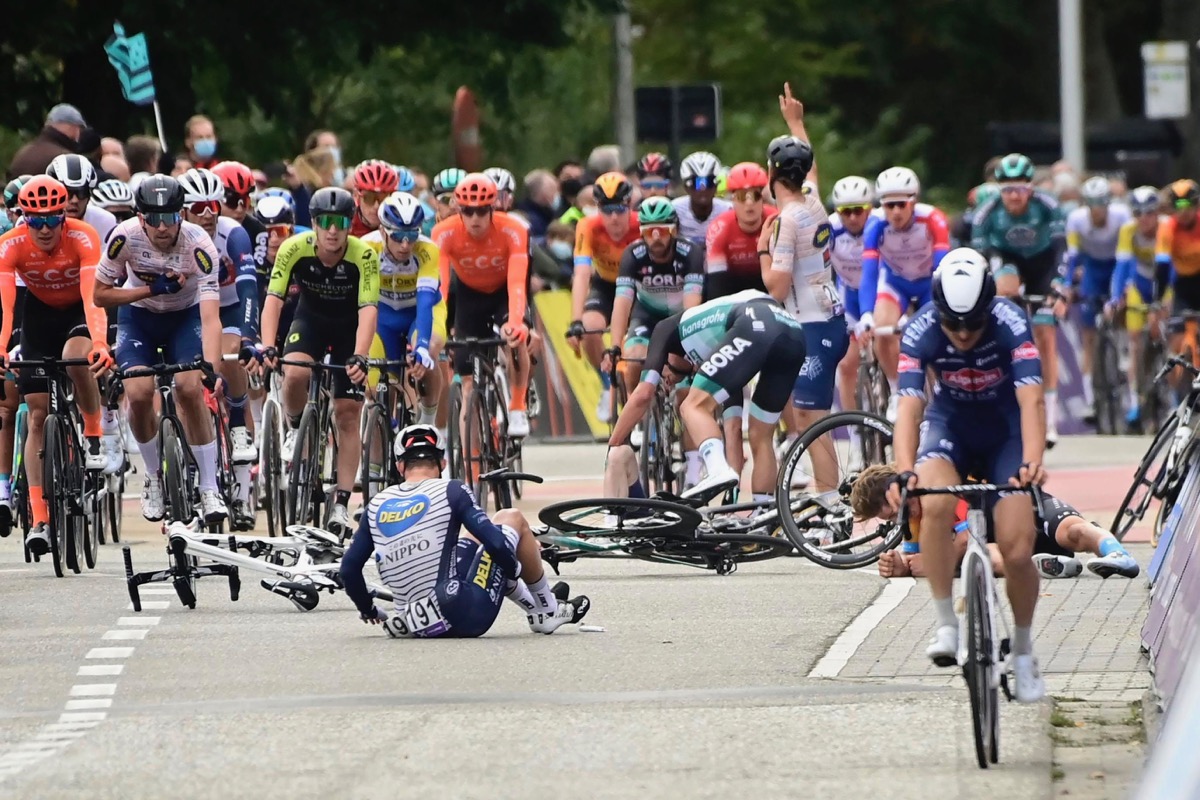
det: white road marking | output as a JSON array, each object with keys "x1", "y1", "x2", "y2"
[
  {"x1": 128, "y1": 601, "x2": 169, "y2": 610},
  {"x1": 78, "y1": 665, "x2": 124, "y2": 677},
  {"x1": 808, "y1": 578, "x2": 916, "y2": 679},
  {"x1": 118, "y1": 616, "x2": 160, "y2": 626},
  {"x1": 102, "y1": 629, "x2": 147, "y2": 640},
  {"x1": 64, "y1": 699, "x2": 113, "y2": 710},
  {"x1": 86, "y1": 647, "x2": 134, "y2": 659},
  {"x1": 69, "y1": 684, "x2": 116, "y2": 697},
  {"x1": 58, "y1": 712, "x2": 106, "y2": 723}
]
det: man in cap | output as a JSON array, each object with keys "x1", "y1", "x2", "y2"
[{"x1": 8, "y1": 104, "x2": 89, "y2": 178}]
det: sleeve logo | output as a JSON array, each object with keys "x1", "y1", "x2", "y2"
[
  {"x1": 1012, "y1": 341, "x2": 1039, "y2": 362},
  {"x1": 898, "y1": 353, "x2": 922, "y2": 373},
  {"x1": 812, "y1": 222, "x2": 831, "y2": 248},
  {"x1": 107, "y1": 234, "x2": 127, "y2": 261},
  {"x1": 194, "y1": 247, "x2": 214, "y2": 274}
]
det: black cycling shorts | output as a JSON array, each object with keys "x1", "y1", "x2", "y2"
[
  {"x1": 990, "y1": 248, "x2": 1060, "y2": 302},
  {"x1": 281, "y1": 310, "x2": 359, "y2": 400},
  {"x1": 583, "y1": 275, "x2": 616, "y2": 319},
  {"x1": 18, "y1": 294, "x2": 90, "y2": 395},
  {"x1": 1171, "y1": 275, "x2": 1200, "y2": 325},
  {"x1": 970, "y1": 492, "x2": 1078, "y2": 557},
  {"x1": 451, "y1": 283, "x2": 533, "y2": 375}
]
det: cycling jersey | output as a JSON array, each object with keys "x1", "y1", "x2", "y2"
[
  {"x1": 970, "y1": 192, "x2": 1066, "y2": 259},
  {"x1": 83, "y1": 205, "x2": 117, "y2": 243},
  {"x1": 1157, "y1": 216, "x2": 1200, "y2": 279},
  {"x1": 239, "y1": 214, "x2": 269, "y2": 280},
  {"x1": 671, "y1": 196, "x2": 732, "y2": 246},
  {"x1": 432, "y1": 212, "x2": 530, "y2": 326},
  {"x1": 767, "y1": 194, "x2": 842, "y2": 323},
  {"x1": 0, "y1": 218, "x2": 107, "y2": 348},
  {"x1": 208, "y1": 217, "x2": 258, "y2": 340},
  {"x1": 616, "y1": 237, "x2": 704, "y2": 316},
  {"x1": 97, "y1": 218, "x2": 221, "y2": 312},
  {"x1": 828, "y1": 211, "x2": 866, "y2": 321},
  {"x1": 1065, "y1": 204, "x2": 1130, "y2": 265},
  {"x1": 704, "y1": 207, "x2": 778, "y2": 296},
  {"x1": 1112, "y1": 219, "x2": 1167, "y2": 323},
  {"x1": 573, "y1": 212, "x2": 640, "y2": 284},
  {"x1": 267, "y1": 232, "x2": 380, "y2": 317},
  {"x1": 341, "y1": 477, "x2": 521, "y2": 639},
  {"x1": 361, "y1": 231, "x2": 444, "y2": 353},
  {"x1": 859, "y1": 204, "x2": 950, "y2": 316}
]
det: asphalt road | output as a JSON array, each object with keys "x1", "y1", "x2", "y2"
[{"x1": 0, "y1": 436, "x2": 1152, "y2": 798}]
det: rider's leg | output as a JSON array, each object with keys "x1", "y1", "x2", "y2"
[
  {"x1": 333, "y1": 396, "x2": 362, "y2": 497},
  {"x1": 723, "y1": 408, "x2": 745, "y2": 480},
  {"x1": 872, "y1": 295, "x2": 903, "y2": 388},
  {"x1": 281, "y1": 356, "x2": 313, "y2": 426},
  {"x1": 220, "y1": 331, "x2": 251, "y2": 433},
  {"x1": 993, "y1": 493, "x2": 1039, "y2": 652},
  {"x1": 175, "y1": 371, "x2": 218, "y2": 492},
  {"x1": 124, "y1": 376, "x2": 159, "y2": 472},
  {"x1": 418, "y1": 334, "x2": 445, "y2": 424},
  {"x1": 492, "y1": 508, "x2": 558, "y2": 615},
  {"x1": 22, "y1": 392, "x2": 50, "y2": 527}
]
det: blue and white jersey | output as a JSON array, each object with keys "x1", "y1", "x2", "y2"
[
  {"x1": 213, "y1": 216, "x2": 257, "y2": 308},
  {"x1": 828, "y1": 211, "x2": 865, "y2": 290},
  {"x1": 898, "y1": 298, "x2": 1042, "y2": 412}
]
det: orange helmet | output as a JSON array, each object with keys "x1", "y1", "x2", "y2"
[
  {"x1": 454, "y1": 173, "x2": 497, "y2": 208},
  {"x1": 1166, "y1": 179, "x2": 1200, "y2": 207},
  {"x1": 727, "y1": 162, "x2": 769, "y2": 192},
  {"x1": 18, "y1": 175, "x2": 69, "y2": 214},
  {"x1": 592, "y1": 172, "x2": 633, "y2": 205},
  {"x1": 354, "y1": 160, "x2": 399, "y2": 193},
  {"x1": 211, "y1": 161, "x2": 256, "y2": 198}
]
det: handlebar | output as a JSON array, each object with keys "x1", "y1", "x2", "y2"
[
  {"x1": 445, "y1": 337, "x2": 506, "y2": 349},
  {"x1": 7, "y1": 357, "x2": 94, "y2": 370},
  {"x1": 896, "y1": 482, "x2": 1045, "y2": 528},
  {"x1": 479, "y1": 469, "x2": 544, "y2": 485},
  {"x1": 118, "y1": 356, "x2": 214, "y2": 381},
  {"x1": 276, "y1": 358, "x2": 350, "y2": 372}
]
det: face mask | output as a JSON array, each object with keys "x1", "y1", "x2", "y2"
[
  {"x1": 329, "y1": 146, "x2": 342, "y2": 166},
  {"x1": 549, "y1": 240, "x2": 572, "y2": 260},
  {"x1": 551, "y1": 192, "x2": 561, "y2": 210},
  {"x1": 194, "y1": 138, "x2": 217, "y2": 159}
]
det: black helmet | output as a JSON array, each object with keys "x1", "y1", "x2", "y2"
[
  {"x1": 766, "y1": 135, "x2": 814, "y2": 186},
  {"x1": 309, "y1": 186, "x2": 355, "y2": 219},
  {"x1": 393, "y1": 424, "x2": 446, "y2": 462},
  {"x1": 932, "y1": 248, "x2": 996, "y2": 331},
  {"x1": 134, "y1": 175, "x2": 185, "y2": 214}
]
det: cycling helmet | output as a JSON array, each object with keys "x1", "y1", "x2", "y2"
[
  {"x1": 211, "y1": 161, "x2": 256, "y2": 198},
  {"x1": 636, "y1": 152, "x2": 673, "y2": 180},
  {"x1": 1165, "y1": 179, "x2": 1200, "y2": 207},
  {"x1": 308, "y1": 186, "x2": 355, "y2": 219},
  {"x1": 46, "y1": 154, "x2": 98, "y2": 192},
  {"x1": 395, "y1": 166, "x2": 416, "y2": 193},
  {"x1": 680, "y1": 151, "x2": 721, "y2": 185},
  {"x1": 830, "y1": 176, "x2": 874, "y2": 207},
  {"x1": 393, "y1": 423, "x2": 446, "y2": 462},
  {"x1": 354, "y1": 159, "x2": 399, "y2": 193},
  {"x1": 1081, "y1": 175, "x2": 1111, "y2": 205},
  {"x1": 260, "y1": 187, "x2": 296, "y2": 209},
  {"x1": 726, "y1": 162, "x2": 769, "y2": 192},
  {"x1": 973, "y1": 182, "x2": 1001, "y2": 208},
  {"x1": 766, "y1": 135, "x2": 814, "y2": 186},
  {"x1": 379, "y1": 192, "x2": 426, "y2": 230},
  {"x1": 994, "y1": 153, "x2": 1035, "y2": 182},
  {"x1": 1129, "y1": 185, "x2": 1160, "y2": 215},
  {"x1": 254, "y1": 195, "x2": 295, "y2": 226},
  {"x1": 454, "y1": 173, "x2": 497, "y2": 208},
  {"x1": 92, "y1": 179, "x2": 135, "y2": 210},
  {"x1": 592, "y1": 171, "x2": 634, "y2": 204},
  {"x1": 134, "y1": 175, "x2": 186, "y2": 214},
  {"x1": 875, "y1": 167, "x2": 920, "y2": 199},
  {"x1": 4, "y1": 175, "x2": 33, "y2": 209},
  {"x1": 483, "y1": 167, "x2": 516, "y2": 195},
  {"x1": 637, "y1": 196, "x2": 678, "y2": 226},
  {"x1": 432, "y1": 168, "x2": 467, "y2": 197},
  {"x1": 178, "y1": 168, "x2": 224, "y2": 204},
  {"x1": 932, "y1": 248, "x2": 996, "y2": 331},
  {"x1": 18, "y1": 176, "x2": 69, "y2": 215}
]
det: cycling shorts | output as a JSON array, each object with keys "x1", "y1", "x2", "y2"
[
  {"x1": 876, "y1": 270, "x2": 932, "y2": 313},
  {"x1": 1125, "y1": 274, "x2": 1170, "y2": 332},
  {"x1": 840, "y1": 284, "x2": 861, "y2": 325},
  {"x1": 422, "y1": 525, "x2": 520, "y2": 639},
  {"x1": 583, "y1": 275, "x2": 616, "y2": 320},
  {"x1": 281, "y1": 311, "x2": 359, "y2": 400},
  {"x1": 691, "y1": 299, "x2": 807, "y2": 425},
  {"x1": 1076, "y1": 257, "x2": 1115, "y2": 330},
  {"x1": 792, "y1": 316, "x2": 851, "y2": 411},
  {"x1": 624, "y1": 304, "x2": 670, "y2": 349},
  {"x1": 115, "y1": 305, "x2": 203, "y2": 372},
  {"x1": 18, "y1": 294, "x2": 90, "y2": 395},
  {"x1": 990, "y1": 249, "x2": 1059, "y2": 325},
  {"x1": 451, "y1": 283, "x2": 532, "y2": 376},
  {"x1": 916, "y1": 404, "x2": 1024, "y2": 488}
]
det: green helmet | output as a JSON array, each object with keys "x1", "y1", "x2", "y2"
[
  {"x1": 974, "y1": 182, "x2": 1000, "y2": 207},
  {"x1": 994, "y1": 153, "x2": 1034, "y2": 182},
  {"x1": 432, "y1": 168, "x2": 466, "y2": 197},
  {"x1": 3, "y1": 174, "x2": 33, "y2": 208},
  {"x1": 637, "y1": 196, "x2": 677, "y2": 226}
]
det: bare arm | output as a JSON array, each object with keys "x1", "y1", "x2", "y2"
[
  {"x1": 609, "y1": 381, "x2": 655, "y2": 447},
  {"x1": 93, "y1": 279, "x2": 154, "y2": 309},
  {"x1": 779, "y1": 83, "x2": 818, "y2": 191}
]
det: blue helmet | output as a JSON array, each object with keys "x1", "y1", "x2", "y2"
[
  {"x1": 261, "y1": 187, "x2": 295, "y2": 210},
  {"x1": 395, "y1": 166, "x2": 416, "y2": 194},
  {"x1": 379, "y1": 192, "x2": 426, "y2": 230}
]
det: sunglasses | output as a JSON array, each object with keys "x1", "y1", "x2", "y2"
[
  {"x1": 942, "y1": 318, "x2": 984, "y2": 334},
  {"x1": 837, "y1": 205, "x2": 871, "y2": 217},
  {"x1": 66, "y1": 188, "x2": 90, "y2": 200},
  {"x1": 459, "y1": 206, "x2": 492, "y2": 218},
  {"x1": 142, "y1": 211, "x2": 181, "y2": 228},
  {"x1": 224, "y1": 191, "x2": 248, "y2": 209},
  {"x1": 386, "y1": 227, "x2": 421, "y2": 243},
  {"x1": 641, "y1": 224, "x2": 676, "y2": 241},
  {"x1": 733, "y1": 189, "x2": 764, "y2": 203},
  {"x1": 359, "y1": 190, "x2": 386, "y2": 206},
  {"x1": 641, "y1": 179, "x2": 670, "y2": 190},
  {"x1": 600, "y1": 203, "x2": 628, "y2": 216},
  {"x1": 882, "y1": 200, "x2": 911, "y2": 210},
  {"x1": 187, "y1": 200, "x2": 221, "y2": 217},
  {"x1": 25, "y1": 213, "x2": 66, "y2": 230},
  {"x1": 267, "y1": 224, "x2": 294, "y2": 237},
  {"x1": 686, "y1": 177, "x2": 713, "y2": 191},
  {"x1": 314, "y1": 213, "x2": 351, "y2": 231},
  {"x1": 999, "y1": 184, "x2": 1031, "y2": 195},
  {"x1": 1175, "y1": 199, "x2": 1195, "y2": 210}
]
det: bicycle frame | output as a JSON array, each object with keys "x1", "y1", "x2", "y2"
[{"x1": 957, "y1": 504, "x2": 1009, "y2": 682}]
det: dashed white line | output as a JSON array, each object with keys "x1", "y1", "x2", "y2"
[
  {"x1": 64, "y1": 699, "x2": 113, "y2": 710},
  {"x1": 808, "y1": 578, "x2": 916, "y2": 679},
  {"x1": 86, "y1": 647, "x2": 134, "y2": 659},
  {"x1": 69, "y1": 684, "x2": 116, "y2": 697},
  {"x1": 118, "y1": 616, "x2": 159, "y2": 626},
  {"x1": 78, "y1": 665, "x2": 124, "y2": 677},
  {"x1": 128, "y1": 601, "x2": 169, "y2": 610},
  {"x1": 101, "y1": 629, "x2": 147, "y2": 640}
]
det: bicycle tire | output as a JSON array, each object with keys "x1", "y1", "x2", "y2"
[
  {"x1": 82, "y1": 473, "x2": 101, "y2": 570},
  {"x1": 1094, "y1": 331, "x2": 1122, "y2": 435},
  {"x1": 1110, "y1": 413, "x2": 1178, "y2": 540},
  {"x1": 538, "y1": 497, "x2": 701, "y2": 539},
  {"x1": 160, "y1": 416, "x2": 193, "y2": 525},
  {"x1": 106, "y1": 472, "x2": 124, "y2": 544},
  {"x1": 260, "y1": 400, "x2": 285, "y2": 537},
  {"x1": 964, "y1": 554, "x2": 996, "y2": 769},
  {"x1": 67, "y1": 430, "x2": 86, "y2": 574},
  {"x1": 646, "y1": 532, "x2": 794, "y2": 568},
  {"x1": 463, "y1": 384, "x2": 496, "y2": 509},
  {"x1": 447, "y1": 381, "x2": 464, "y2": 481},
  {"x1": 211, "y1": 408, "x2": 235, "y2": 534},
  {"x1": 856, "y1": 358, "x2": 890, "y2": 420},
  {"x1": 287, "y1": 407, "x2": 322, "y2": 527},
  {"x1": 360, "y1": 402, "x2": 391, "y2": 506},
  {"x1": 44, "y1": 416, "x2": 70, "y2": 578}
]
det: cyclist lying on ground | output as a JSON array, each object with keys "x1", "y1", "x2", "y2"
[
  {"x1": 852, "y1": 464, "x2": 1139, "y2": 580},
  {"x1": 340, "y1": 424, "x2": 590, "y2": 637}
]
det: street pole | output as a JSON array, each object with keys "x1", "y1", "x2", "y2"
[
  {"x1": 1059, "y1": 0, "x2": 1085, "y2": 170},
  {"x1": 613, "y1": 5, "x2": 636, "y2": 165}
]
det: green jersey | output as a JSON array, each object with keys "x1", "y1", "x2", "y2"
[
  {"x1": 677, "y1": 289, "x2": 800, "y2": 365},
  {"x1": 970, "y1": 191, "x2": 1065, "y2": 259}
]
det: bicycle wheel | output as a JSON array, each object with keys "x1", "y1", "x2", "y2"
[
  {"x1": 360, "y1": 402, "x2": 391, "y2": 506},
  {"x1": 539, "y1": 497, "x2": 702, "y2": 539},
  {"x1": 447, "y1": 380, "x2": 464, "y2": 481},
  {"x1": 105, "y1": 472, "x2": 124, "y2": 544},
  {"x1": 1093, "y1": 330, "x2": 1123, "y2": 435},
  {"x1": 1139, "y1": 336, "x2": 1172, "y2": 432},
  {"x1": 963, "y1": 553, "x2": 997, "y2": 769},
  {"x1": 260, "y1": 400, "x2": 285, "y2": 537},
  {"x1": 462, "y1": 385, "x2": 495, "y2": 509},
  {"x1": 212, "y1": 410, "x2": 235, "y2": 533},
  {"x1": 856, "y1": 357, "x2": 890, "y2": 419},
  {"x1": 1110, "y1": 412, "x2": 1177, "y2": 540},
  {"x1": 160, "y1": 417, "x2": 193, "y2": 525},
  {"x1": 82, "y1": 472, "x2": 101, "y2": 570},
  {"x1": 635, "y1": 533, "x2": 794, "y2": 573},
  {"x1": 639, "y1": 399, "x2": 675, "y2": 495},
  {"x1": 43, "y1": 416, "x2": 72, "y2": 578},
  {"x1": 286, "y1": 407, "x2": 322, "y2": 526}
]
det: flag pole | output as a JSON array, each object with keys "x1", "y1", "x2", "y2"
[{"x1": 152, "y1": 100, "x2": 167, "y2": 153}]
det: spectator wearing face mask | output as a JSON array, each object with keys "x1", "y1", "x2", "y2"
[
  {"x1": 185, "y1": 114, "x2": 220, "y2": 168},
  {"x1": 518, "y1": 169, "x2": 560, "y2": 244},
  {"x1": 8, "y1": 104, "x2": 89, "y2": 178},
  {"x1": 541, "y1": 221, "x2": 577, "y2": 288},
  {"x1": 559, "y1": 179, "x2": 598, "y2": 227}
]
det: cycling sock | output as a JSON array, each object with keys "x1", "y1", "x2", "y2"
[
  {"x1": 1012, "y1": 625, "x2": 1033, "y2": 656},
  {"x1": 101, "y1": 408, "x2": 119, "y2": 435},
  {"x1": 0, "y1": 474, "x2": 10, "y2": 502},
  {"x1": 250, "y1": 398, "x2": 263, "y2": 430},
  {"x1": 933, "y1": 596, "x2": 957, "y2": 629},
  {"x1": 698, "y1": 438, "x2": 728, "y2": 476},
  {"x1": 335, "y1": 489, "x2": 351, "y2": 508},
  {"x1": 887, "y1": 375, "x2": 898, "y2": 392},
  {"x1": 418, "y1": 404, "x2": 437, "y2": 425},
  {"x1": 136, "y1": 440, "x2": 161, "y2": 474},
  {"x1": 28, "y1": 486, "x2": 48, "y2": 526},
  {"x1": 525, "y1": 574, "x2": 557, "y2": 612},
  {"x1": 1081, "y1": 374, "x2": 1094, "y2": 406},
  {"x1": 509, "y1": 384, "x2": 527, "y2": 412},
  {"x1": 194, "y1": 441, "x2": 218, "y2": 492},
  {"x1": 505, "y1": 579, "x2": 536, "y2": 612},
  {"x1": 599, "y1": 368, "x2": 611, "y2": 390},
  {"x1": 81, "y1": 408, "x2": 102, "y2": 438},
  {"x1": 685, "y1": 452, "x2": 702, "y2": 485},
  {"x1": 1126, "y1": 385, "x2": 1139, "y2": 408},
  {"x1": 1045, "y1": 390, "x2": 1058, "y2": 429},
  {"x1": 1097, "y1": 535, "x2": 1126, "y2": 557},
  {"x1": 753, "y1": 493, "x2": 772, "y2": 504},
  {"x1": 226, "y1": 393, "x2": 247, "y2": 429}
]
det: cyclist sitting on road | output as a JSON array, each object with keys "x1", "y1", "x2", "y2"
[
  {"x1": 672, "y1": 152, "x2": 730, "y2": 247},
  {"x1": 0, "y1": 176, "x2": 114, "y2": 554},
  {"x1": 851, "y1": 464, "x2": 1139, "y2": 580},
  {"x1": 93, "y1": 175, "x2": 226, "y2": 525},
  {"x1": 349, "y1": 160, "x2": 399, "y2": 238},
  {"x1": 886, "y1": 246, "x2": 1047, "y2": 703},
  {"x1": 341, "y1": 424, "x2": 590, "y2": 637}
]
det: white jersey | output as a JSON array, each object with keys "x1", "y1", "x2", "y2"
[
  {"x1": 768, "y1": 194, "x2": 841, "y2": 323},
  {"x1": 84, "y1": 205, "x2": 118, "y2": 243},
  {"x1": 1066, "y1": 204, "x2": 1131, "y2": 261},
  {"x1": 365, "y1": 479, "x2": 455, "y2": 618},
  {"x1": 828, "y1": 211, "x2": 865, "y2": 289},
  {"x1": 97, "y1": 218, "x2": 220, "y2": 312},
  {"x1": 672, "y1": 196, "x2": 732, "y2": 246}
]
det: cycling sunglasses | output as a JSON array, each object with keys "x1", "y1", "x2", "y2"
[
  {"x1": 686, "y1": 176, "x2": 714, "y2": 191},
  {"x1": 999, "y1": 183, "x2": 1031, "y2": 195},
  {"x1": 641, "y1": 179, "x2": 670, "y2": 191},
  {"x1": 359, "y1": 190, "x2": 386, "y2": 206},
  {"x1": 314, "y1": 213, "x2": 351, "y2": 231},
  {"x1": 600, "y1": 203, "x2": 628, "y2": 216},
  {"x1": 1175, "y1": 199, "x2": 1195, "y2": 210},
  {"x1": 941, "y1": 316, "x2": 986, "y2": 334},
  {"x1": 187, "y1": 200, "x2": 221, "y2": 217},
  {"x1": 459, "y1": 206, "x2": 492, "y2": 218},
  {"x1": 641, "y1": 224, "x2": 676, "y2": 241},
  {"x1": 24, "y1": 213, "x2": 66, "y2": 230},
  {"x1": 733, "y1": 189, "x2": 764, "y2": 203},
  {"x1": 142, "y1": 211, "x2": 181, "y2": 228},
  {"x1": 386, "y1": 227, "x2": 421, "y2": 243},
  {"x1": 267, "y1": 223, "x2": 294, "y2": 237},
  {"x1": 224, "y1": 190, "x2": 249, "y2": 209},
  {"x1": 837, "y1": 205, "x2": 871, "y2": 217},
  {"x1": 882, "y1": 200, "x2": 911, "y2": 210},
  {"x1": 66, "y1": 187, "x2": 90, "y2": 200}
]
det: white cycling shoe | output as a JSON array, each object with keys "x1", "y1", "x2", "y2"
[
  {"x1": 1086, "y1": 551, "x2": 1140, "y2": 579},
  {"x1": 596, "y1": 388, "x2": 612, "y2": 423},
  {"x1": 200, "y1": 491, "x2": 228, "y2": 525},
  {"x1": 507, "y1": 410, "x2": 530, "y2": 438},
  {"x1": 1032, "y1": 553, "x2": 1082, "y2": 579},
  {"x1": 528, "y1": 586, "x2": 591, "y2": 634},
  {"x1": 231, "y1": 426, "x2": 258, "y2": 464},
  {"x1": 926, "y1": 624, "x2": 958, "y2": 668},
  {"x1": 26, "y1": 523, "x2": 51, "y2": 557},
  {"x1": 141, "y1": 476, "x2": 165, "y2": 522},
  {"x1": 102, "y1": 433, "x2": 124, "y2": 474},
  {"x1": 84, "y1": 439, "x2": 107, "y2": 471},
  {"x1": 281, "y1": 429, "x2": 296, "y2": 463},
  {"x1": 328, "y1": 503, "x2": 352, "y2": 538},
  {"x1": 1012, "y1": 654, "x2": 1045, "y2": 703},
  {"x1": 680, "y1": 466, "x2": 740, "y2": 502}
]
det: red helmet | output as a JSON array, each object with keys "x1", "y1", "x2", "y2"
[
  {"x1": 727, "y1": 162, "x2": 769, "y2": 192},
  {"x1": 354, "y1": 160, "x2": 399, "y2": 194},
  {"x1": 454, "y1": 173, "x2": 497, "y2": 208},
  {"x1": 211, "y1": 161, "x2": 255, "y2": 198},
  {"x1": 18, "y1": 175, "x2": 68, "y2": 214},
  {"x1": 636, "y1": 152, "x2": 672, "y2": 180}
]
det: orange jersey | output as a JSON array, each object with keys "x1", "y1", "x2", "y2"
[
  {"x1": 432, "y1": 212, "x2": 530, "y2": 322},
  {"x1": 0, "y1": 218, "x2": 107, "y2": 346},
  {"x1": 1158, "y1": 215, "x2": 1200, "y2": 278},
  {"x1": 573, "y1": 212, "x2": 640, "y2": 283}
]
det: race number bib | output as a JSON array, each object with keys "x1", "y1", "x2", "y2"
[{"x1": 403, "y1": 594, "x2": 448, "y2": 637}]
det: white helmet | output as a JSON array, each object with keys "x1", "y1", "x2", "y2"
[
  {"x1": 46, "y1": 154, "x2": 98, "y2": 191},
  {"x1": 1080, "y1": 175, "x2": 1111, "y2": 205},
  {"x1": 875, "y1": 166, "x2": 920, "y2": 199},
  {"x1": 92, "y1": 179, "x2": 135, "y2": 209},
  {"x1": 483, "y1": 167, "x2": 516, "y2": 194},
  {"x1": 379, "y1": 192, "x2": 426, "y2": 230},
  {"x1": 1130, "y1": 185, "x2": 1160, "y2": 215},
  {"x1": 831, "y1": 176, "x2": 874, "y2": 207},
  {"x1": 932, "y1": 248, "x2": 995, "y2": 330},
  {"x1": 681, "y1": 151, "x2": 721, "y2": 183},
  {"x1": 178, "y1": 168, "x2": 223, "y2": 204}
]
